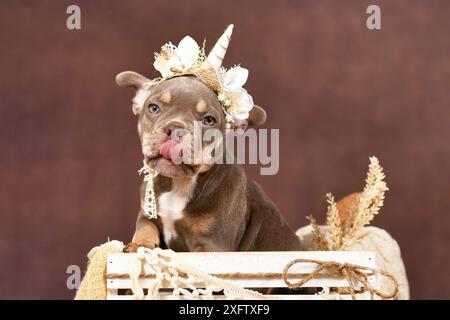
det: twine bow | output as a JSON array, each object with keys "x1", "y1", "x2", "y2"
[{"x1": 282, "y1": 258, "x2": 399, "y2": 300}]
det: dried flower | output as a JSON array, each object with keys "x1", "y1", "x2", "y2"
[
  {"x1": 307, "y1": 215, "x2": 329, "y2": 251},
  {"x1": 308, "y1": 157, "x2": 388, "y2": 251},
  {"x1": 325, "y1": 193, "x2": 341, "y2": 250}
]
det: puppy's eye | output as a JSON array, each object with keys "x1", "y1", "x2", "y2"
[
  {"x1": 202, "y1": 115, "x2": 216, "y2": 126},
  {"x1": 148, "y1": 103, "x2": 160, "y2": 114}
]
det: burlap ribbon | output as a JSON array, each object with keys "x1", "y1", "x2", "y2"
[{"x1": 282, "y1": 258, "x2": 399, "y2": 300}]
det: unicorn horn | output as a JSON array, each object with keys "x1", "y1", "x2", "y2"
[{"x1": 207, "y1": 24, "x2": 234, "y2": 69}]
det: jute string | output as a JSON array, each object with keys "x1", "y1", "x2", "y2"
[{"x1": 282, "y1": 258, "x2": 399, "y2": 300}]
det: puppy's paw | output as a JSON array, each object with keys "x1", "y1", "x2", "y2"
[
  {"x1": 123, "y1": 242, "x2": 139, "y2": 253},
  {"x1": 123, "y1": 240, "x2": 159, "y2": 253}
]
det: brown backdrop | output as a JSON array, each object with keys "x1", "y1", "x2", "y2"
[{"x1": 1, "y1": 0, "x2": 449, "y2": 299}]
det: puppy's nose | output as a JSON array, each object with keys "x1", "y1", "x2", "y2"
[
  {"x1": 164, "y1": 123, "x2": 187, "y2": 140},
  {"x1": 164, "y1": 126, "x2": 176, "y2": 136}
]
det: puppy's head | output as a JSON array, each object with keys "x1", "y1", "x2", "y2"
[{"x1": 116, "y1": 72, "x2": 266, "y2": 178}]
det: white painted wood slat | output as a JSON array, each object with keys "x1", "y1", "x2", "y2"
[{"x1": 106, "y1": 251, "x2": 376, "y2": 300}]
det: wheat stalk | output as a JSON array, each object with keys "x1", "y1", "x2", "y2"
[
  {"x1": 306, "y1": 215, "x2": 329, "y2": 251},
  {"x1": 325, "y1": 193, "x2": 341, "y2": 250},
  {"x1": 308, "y1": 156, "x2": 388, "y2": 251},
  {"x1": 341, "y1": 156, "x2": 388, "y2": 249}
]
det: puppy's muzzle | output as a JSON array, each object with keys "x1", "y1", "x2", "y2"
[{"x1": 159, "y1": 121, "x2": 190, "y2": 162}]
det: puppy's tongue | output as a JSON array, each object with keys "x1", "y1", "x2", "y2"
[{"x1": 159, "y1": 140, "x2": 182, "y2": 161}]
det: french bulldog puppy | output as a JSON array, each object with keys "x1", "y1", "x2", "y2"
[{"x1": 116, "y1": 73, "x2": 302, "y2": 252}]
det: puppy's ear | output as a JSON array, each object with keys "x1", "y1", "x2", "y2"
[
  {"x1": 232, "y1": 105, "x2": 267, "y2": 131},
  {"x1": 116, "y1": 71, "x2": 153, "y2": 115},
  {"x1": 247, "y1": 105, "x2": 267, "y2": 127}
]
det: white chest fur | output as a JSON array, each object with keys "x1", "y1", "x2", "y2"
[{"x1": 157, "y1": 176, "x2": 197, "y2": 246}]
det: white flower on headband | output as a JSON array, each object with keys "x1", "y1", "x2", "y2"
[
  {"x1": 152, "y1": 26, "x2": 256, "y2": 123},
  {"x1": 224, "y1": 66, "x2": 248, "y2": 90},
  {"x1": 233, "y1": 91, "x2": 254, "y2": 120},
  {"x1": 222, "y1": 66, "x2": 254, "y2": 120},
  {"x1": 153, "y1": 36, "x2": 200, "y2": 78}
]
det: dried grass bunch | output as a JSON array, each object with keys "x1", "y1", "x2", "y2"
[{"x1": 308, "y1": 157, "x2": 388, "y2": 251}]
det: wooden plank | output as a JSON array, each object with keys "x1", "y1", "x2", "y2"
[
  {"x1": 107, "y1": 251, "x2": 376, "y2": 276},
  {"x1": 106, "y1": 293, "x2": 359, "y2": 300},
  {"x1": 107, "y1": 276, "x2": 355, "y2": 289},
  {"x1": 107, "y1": 251, "x2": 376, "y2": 289}
]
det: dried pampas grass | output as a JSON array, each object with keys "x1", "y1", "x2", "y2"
[{"x1": 309, "y1": 156, "x2": 389, "y2": 251}]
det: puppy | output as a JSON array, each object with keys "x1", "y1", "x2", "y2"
[
  {"x1": 116, "y1": 29, "x2": 302, "y2": 253},
  {"x1": 117, "y1": 74, "x2": 302, "y2": 252}
]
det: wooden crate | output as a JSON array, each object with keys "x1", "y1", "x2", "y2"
[{"x1": 107, "y1": 251, "x2": 376, "y2": 300}]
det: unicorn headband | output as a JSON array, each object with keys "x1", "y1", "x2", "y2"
[{"x1": 152, "y1": 25, "x2": 254, "y2": 127}]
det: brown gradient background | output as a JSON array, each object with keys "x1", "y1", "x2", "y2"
[{"x1": 0, "y1": 0, "x2": 449, "y2": 299}]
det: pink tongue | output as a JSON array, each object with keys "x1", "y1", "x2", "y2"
[{"x1": 159, "y1": 140, "x2": 182, "y2": 160}]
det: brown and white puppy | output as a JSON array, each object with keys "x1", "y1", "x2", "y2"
[{"x1": 116, "y1": 72, "x2": 302, "y2": 253}]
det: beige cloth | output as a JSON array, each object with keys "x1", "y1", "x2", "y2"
[
  {"x1": 296, "y1": 225, "x2": 410, "y2": 299},
  {"x1": 75, "y1": 240, "x2": 124, "y2": 300}
]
